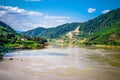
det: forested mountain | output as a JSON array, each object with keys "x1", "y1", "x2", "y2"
[
  {"x1": 86, "y1": 21, "x2": 120, "y2": 45},
  {"x1": 0, "y1": 21, "x2": 17, "y2": 46},
  {"x1": 23, "y1": 23, "x2": 80, "y2": 38},
  {"x1": 79, "y1": 8, "x2": 120, "y2": 45},
  {"x1": 0, "y1": 21, "x2": 16, "y2": 34},
  {"x1": 79, "y1": 8, "x2": 120, "y2": 37}
]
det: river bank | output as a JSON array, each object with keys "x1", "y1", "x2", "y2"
[{"x1": 51, "y1": 41, "x2": 120, "y2": 49}]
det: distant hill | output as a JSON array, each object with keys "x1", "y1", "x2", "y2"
[
  {"x1": 22, "y1": 27, "x2": 47, "y2": 36},
  {"x1": 23, "y1": 23, "x2": 80, "y2": 38}
]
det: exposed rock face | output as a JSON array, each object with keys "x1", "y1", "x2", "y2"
[{"x1": 66, "y1": 26, "x2": 80, "y2": 39}]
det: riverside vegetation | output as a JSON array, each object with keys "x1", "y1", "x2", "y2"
[{"x1": 0, "y1": 21, "x2": 47, "y2": 60}]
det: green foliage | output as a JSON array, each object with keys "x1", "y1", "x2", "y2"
[
  {"x1": 23, "y1": 23, "x2": 80, "y2": 38},
  {"x1": 79, "y1": 8, "x2": 120, "y2": 35},
  {"x1": 78, "y1": 8, "x2": 120, "y2": 46},
  {"x1": 87, "y1": 21, "x2": 120, "y2": 45},
  {"x1": 0, "y1": 21, "x2": 47, "y2": 55},
  {"x1": 22, "y1": 27, "x2": 47, "y2": 36}
]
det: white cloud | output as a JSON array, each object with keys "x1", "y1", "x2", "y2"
[
  {"x1": 0, "y1": 6, "x2": 71, "y2": 31},
  {"x1": 25, "y1": 0, "x2": 42, "y2": 2},
  {"x1": 0, "y1": 6, "x2": 43, "y2": 16},
  {"x1": 88, "y1": 8, "x2": 96, "y2": 13},
  {"x1": 102, "y1": 10, "x2": 110, "y2": 14},
  {"x1": 0, "y1": 6, "x2": 25, "y2": 14}
]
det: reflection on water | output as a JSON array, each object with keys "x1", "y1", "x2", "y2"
[{"x1": 2, "y1": 44, "x2": 120, "y2": 80}]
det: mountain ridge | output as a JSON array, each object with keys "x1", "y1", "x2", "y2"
[{"x1": 23, "y1": 22, "x2": 80, "y2": 38}]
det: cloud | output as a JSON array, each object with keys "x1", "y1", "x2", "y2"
[
  {"x1": 0, "y1": 6, "x2": 25, "y2": 14},
  {"x1": 25, "y1": 0, "x2": 42, "y2": 2},
  {"x1": 0, "y1": 6, "x2": 71, "y2": 31},
  {"x1": 102, "y1": 10, "x2": 110, "y2": 14},
  {"x1": 0, "y1": 6, "x2": 43, "y2": 16},
  {"x1": 88, "y1": 8, "x2": 96, "y2": 13}
]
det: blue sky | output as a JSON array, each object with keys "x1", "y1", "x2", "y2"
[{"x1": 0, "y1": 0, "x2": 120, "y2": 31}]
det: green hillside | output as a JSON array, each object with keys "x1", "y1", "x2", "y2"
[
  {"x1": 23, "y1": 23, "x2": 80, "y2": 38},
  {"x1": 78, "y1": 8, "x2": 120, "y2": 45},
  {"x1": 79, "y1": 8, "x2": 120, "y2": 37},
  {"x1": 0, "y1": 21, "x2": 47, "y2": 57},
  {"x1": 22, "y1": 27, "x2": 47, "y2": 36},
  {"x1": 0, "y1": 21, "x2": 17, "y2": 46},
  {"x1": 87, "y1": 21, "x2": 120, "y2": 45}
]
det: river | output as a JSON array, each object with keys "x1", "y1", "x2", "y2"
[{"x1": 0, "y1": 44, "x2": 120, "y2": 80}]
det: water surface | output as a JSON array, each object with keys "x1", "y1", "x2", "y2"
[{"x1": 1, "y1": 44, "x2": 120, "y2": 80}]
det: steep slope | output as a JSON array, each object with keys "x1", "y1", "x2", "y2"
[
  {"x1": 79, "y1": 8, "x2": 120, "y2": 37},
  {"x1": 87, "y1": 21, "x2": 120, "y2": 45},
  {"x1": 78, "y1": 8, "x2": 120, "y2": 45},
  {"x1": 39, "y1": 23, "x2": 80, "y2": 38},
  {"x1": 0, "y1": 21, "x2": 17, "y2": 45},
  {"x1": 0, "y1": 20, "x2": 17, "y2": 53},
  {"x1": 23, "y1": 22, "x2": 80, "y2": 38},
  {"x1": 0, "y1": 21, "x2": 16, "y2": 34}
]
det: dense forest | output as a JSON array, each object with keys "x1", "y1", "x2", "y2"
[
  {"x1": 79, "y1": 8, "x2": 120, "y2": 45},
  {"x1": 79, "y1": 8, "x2": 120, "y2": 36}
]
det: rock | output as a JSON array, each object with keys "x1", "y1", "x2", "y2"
[{"x1": 9, "y1": 58, "x2": 13, "y2": 60}]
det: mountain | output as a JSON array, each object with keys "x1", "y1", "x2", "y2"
[
  {"x1": 23, "y1": 22, "x2": 80, "y2": 38},
  {"x1": 0, "y1": 21, "x2": 17, "y2": 45},
  {"x1": 22, "y1": 27, "x2": 47, "y2": 36},
  {"x1": 0, "y1": 20, "x2": 18, "y2": 53},
  {"x1": 0, "y1": 21, "x2": 16, "y2": 34},
  {"x1": 78, "y1": 8, "x2": 120, "y2": 45},
  {"x1": 86, "y1": 21, "x2": 120, "y2": 45},
  {"x1": 79, "y1": 8, "x2": 120, "y2": 37}
]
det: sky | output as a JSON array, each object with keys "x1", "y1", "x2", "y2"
[{"x1": 0, "y1": 0, "x2": 120, "y2": 31}]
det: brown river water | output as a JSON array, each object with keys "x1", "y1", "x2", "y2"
[{"x1": 0, "y1": 44, "x2": 120, "y2": 80}]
